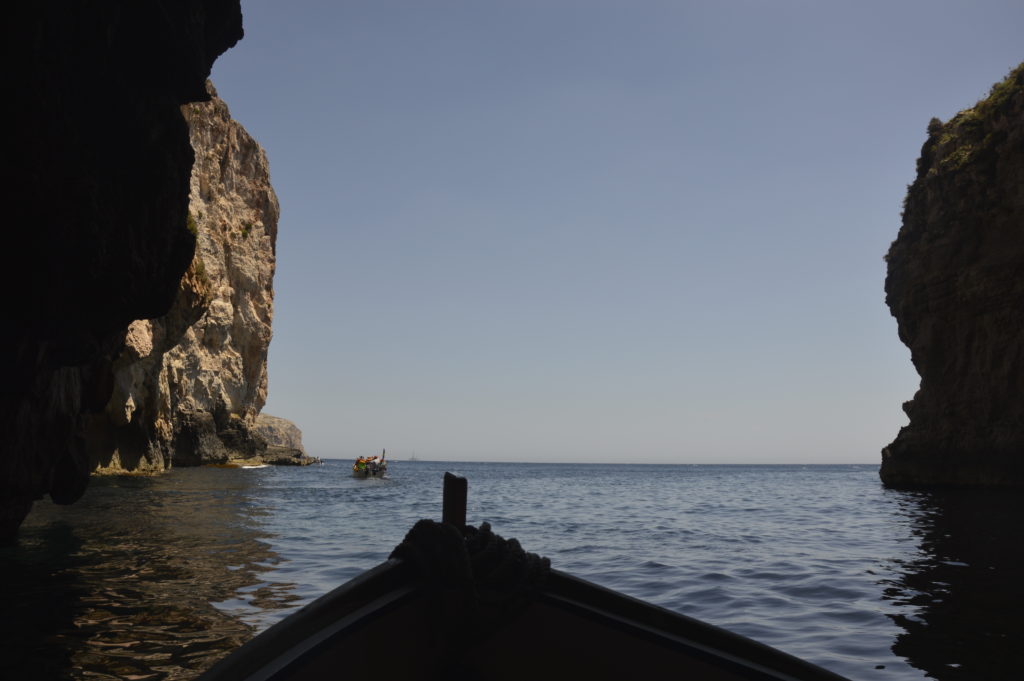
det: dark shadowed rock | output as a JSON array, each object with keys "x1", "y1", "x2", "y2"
[
  {"x1": 0, "y1": 1, "x2": 243, "y2": 542},
  {"x1": 263, "y1": 446, "x2": 314, "y2": 466},
  {"x1": 882, "y1": 63, "x2": 1024, "y2": 487}
]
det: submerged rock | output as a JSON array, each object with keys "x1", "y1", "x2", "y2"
[{"x1": 882, "y1": 63, "x2": 1024, "y2": 487}]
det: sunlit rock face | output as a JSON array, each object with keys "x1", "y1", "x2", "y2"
[
  {"x1": 254, "y1": 414, "x2": 306, "y2": 453},
  {"x1": 0, "y1": 1, "x2": 243, "y2": 541},
  {"x1": 89, "y1": 83, "x2": 282, "y2": 471},
  {"x1": 882, "y1": 64, "x2": 1024, "y2": 487},
  {"x1": 254, "y1": 414, "x2": 311, "y2": 465}
]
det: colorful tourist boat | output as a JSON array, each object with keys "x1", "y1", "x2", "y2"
[
  {"x1": 198, "y1": 475, "x2": 849, "y2": 681},
  {"x1": 351, "y1": 450, "x2": 388, "y2": 478}
]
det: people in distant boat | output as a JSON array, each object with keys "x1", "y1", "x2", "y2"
[
  {"x1": 352, "y1": 452, "x2": 387, "y2": 477},
  {"x1": 353, "y1": 456, "x2": 378, "y2": 473}
]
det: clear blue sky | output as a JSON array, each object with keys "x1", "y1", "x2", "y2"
[{"x1": 212, "y1": 1, "x2": 1024, "y2": 463}]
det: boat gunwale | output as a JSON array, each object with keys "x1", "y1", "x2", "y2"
[
  {"x1": 199, "y1": 558, "x2": 848, "y2": 681},
  {"x1": 541, "y1": 570, "x2": 848, "y2": 681},
  {"x1": 199, "y1": 559, "x2": 413, "y2": 680}
]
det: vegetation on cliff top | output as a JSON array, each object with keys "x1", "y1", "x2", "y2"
[
  {"x1": 887, "y1": 61, "x2": 1024, "y2": 264},
  {"x1": 927, "y1": 61, "x2": 1023, "y2": 174}
]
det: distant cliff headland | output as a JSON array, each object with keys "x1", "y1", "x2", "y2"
[
  {"x1": 882, "y1": 63, "x2": 1024, "y2": 487},
  {"x1": 1, "y1": 2, "x2": 305, "y2": 542}
]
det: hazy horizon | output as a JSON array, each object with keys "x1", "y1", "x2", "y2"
[
  {"x1": 323, "y1": 456, "x2": 878, "y2": 465},
  {"x1": 211, "y1": 1, "x2": 1024, "y2": 464}
]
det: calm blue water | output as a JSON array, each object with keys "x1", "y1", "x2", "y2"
[{"x1": 3, "y1": 461, "x2": 1022, "y2": 680}]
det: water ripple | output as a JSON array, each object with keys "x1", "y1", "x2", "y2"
[{"x1": 7, "y1": 462, "x2": 1017, "y2": 680}]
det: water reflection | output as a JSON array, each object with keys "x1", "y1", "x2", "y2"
[
  {"x1": 0, "y1": 469, "x2": 297, "y2": 680},
  {"x1": 884, "y1": 488, "x2": 1024, "y2": 680}
]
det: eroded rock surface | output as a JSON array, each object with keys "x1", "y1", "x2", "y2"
[
  {"x1": 254, "y1": 414, "x2": 313, "y2": 465},
  {"x1": 1, "y1": 1, "x2": 243, "y2": 541},
  {"x1": 882, "y1": 63, "x2": 1024, "y2": 487},
  {"x1": 89, "y1": 83, "x2": 294, "y2": 471},
  {"x1": 254, "y1": 414, "x2": 307, "y2": 452}
]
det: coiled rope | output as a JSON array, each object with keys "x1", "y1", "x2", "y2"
[
  {"x1": 389, "y1": 518, "x2": 551, "y2": 678},
  {"x1": 390, "y1": 519, "x2": 551, "y2": 614}
]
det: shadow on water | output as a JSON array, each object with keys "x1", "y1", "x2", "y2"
[
  {"x1": 0, "y1": 469, "x2": 297, "y2": 680},
  {"x1": 884, "y1": 488, "x2": 1024, "y2": 680}
]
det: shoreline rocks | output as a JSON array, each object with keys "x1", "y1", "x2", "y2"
[{"x1": 253, "y1": 414, "x2": 307, "y2": 452}]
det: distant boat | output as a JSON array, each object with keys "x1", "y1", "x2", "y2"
[
  {"x1": 352, "y1": 449, "x2": 388, "y2": 478},
  {"x1": 198, "y1": 474, "x2": 848, "y2": 681}
]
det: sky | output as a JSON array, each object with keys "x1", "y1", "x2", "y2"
[{"x1": 211, "y1": 1, "x2": 1024, "y2": 463}]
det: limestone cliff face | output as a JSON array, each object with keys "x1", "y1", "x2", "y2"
[
  {"x1": 1, "y1": 2, "x2": 243, "y2": 541},
  {"x1": 882, "y1": 63, "x2": 1024, "y2": 487},
  {"x1": 254, "y1": 414, "x2": 306, "y2": 452},
  {"x1": 90, "y1": 83, "x2": 284, "y2": 471},
  {"x1": 254, "y1": 414, "x2": 312, "y2": 466}
]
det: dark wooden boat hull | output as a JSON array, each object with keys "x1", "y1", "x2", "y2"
[
  {"x1": 351, "y1": 461, "x2": 388, "y2": 478},
  {"x1": 199, "y1": 558, "x2": 848, "y2": 681}
]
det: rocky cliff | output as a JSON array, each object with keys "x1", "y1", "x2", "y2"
[
  {"x1": 86, "y1": 83, "x2": 290, "y2": 471},
  {"x1": 254, "y1": 414, "x2": 312, "y2": 466},
  {"x1": 1, "y1": 2, "x2": 243, "y2": 541},
  {"x1": 882, "y1": 63, "x2": 1024, "y2": 487},
  {"x1": 254, "y1": 414, "x2": 307, "y2": 452}
]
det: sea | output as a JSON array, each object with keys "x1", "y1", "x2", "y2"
[{"x1": 2, "y1": 461, "x2": 1022, "y2": 681}]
